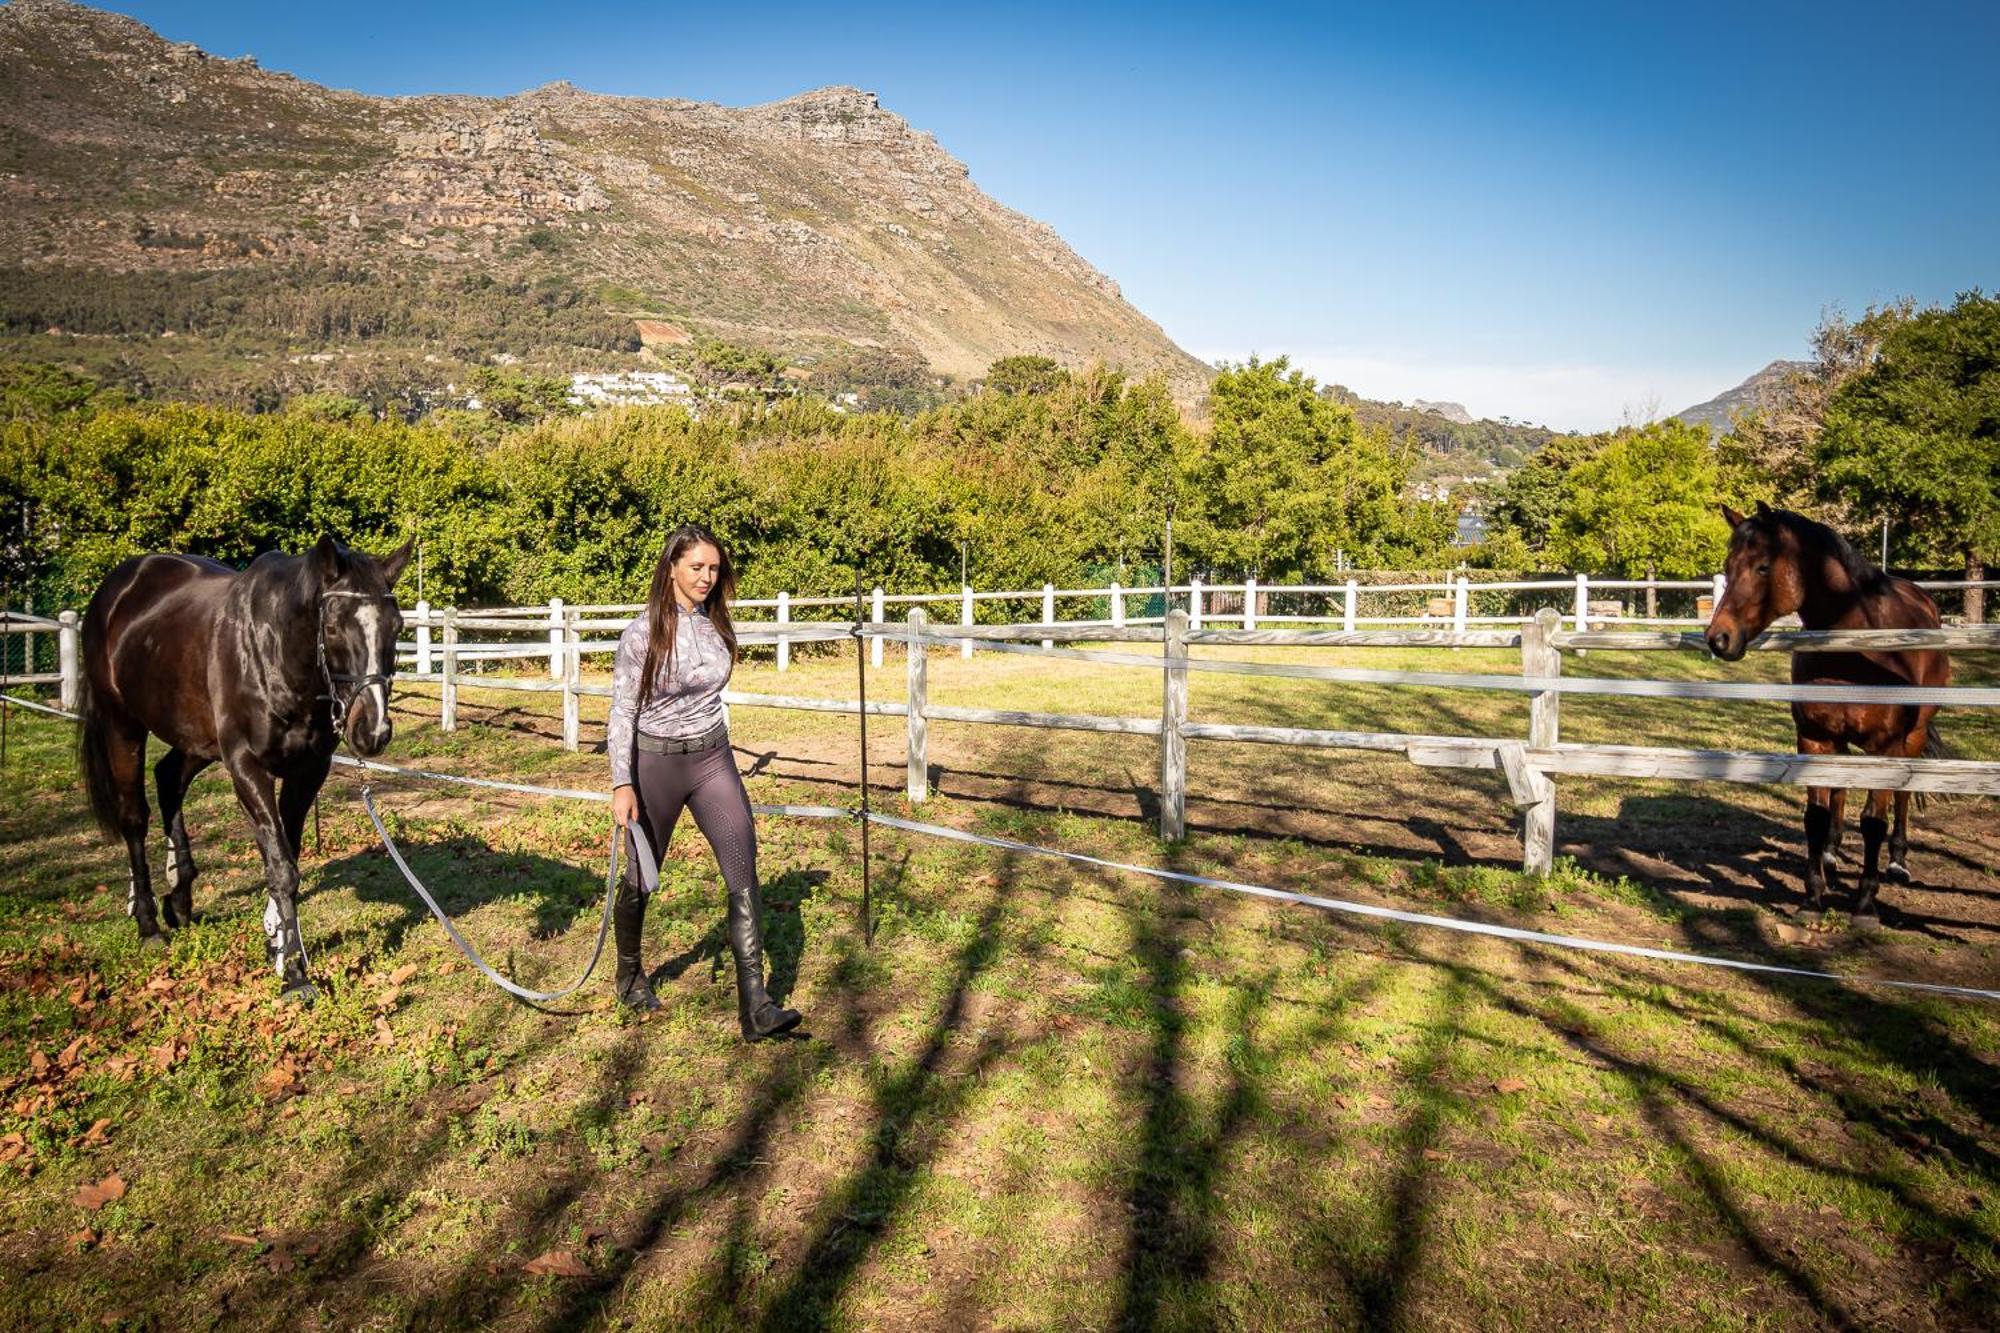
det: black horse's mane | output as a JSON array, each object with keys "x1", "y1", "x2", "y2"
[{"x1": 1767, "y1": 508, "x2": 1895, "y2": 597}]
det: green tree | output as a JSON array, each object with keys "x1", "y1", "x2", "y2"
[
  {"x1": 983, "y1": 355, "x2": 1068, "y2": 397},
  {"x1": 1549, "y1": 419, "x2": 1729, "y2": 580},
  {"x1": 1817, "y1": 291, "x2": 2000, "y2": 620}
]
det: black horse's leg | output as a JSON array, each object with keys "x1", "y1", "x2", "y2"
[
  {"x1": 155, "y1": 749, "x2": 213, "y2": 929},
  {"x1": 1885, "y1": 789, "x2": 1913, "y2": 883},
  {"x1": 103, "y1": 725, "x2": 166, "y2": 946},
  {"x1": 1854, "y1": 788, "x2": 1893, "y2": 925},
  {"x1": 226, "y1": 754, "x2": 314, "y2": 1002},
  {"x1": 278, "y1": 761, "x2": 329, "y2": 860},
  {"x1": 1822, "y1": 788, "x2": 1847, "y2": 871}
]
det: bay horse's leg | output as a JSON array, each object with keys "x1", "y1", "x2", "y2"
[
  {"x1": 103, "y1": 725, "x2": 167, "y2": 946},
  {"x1": 155, "y1": 748, "x2": 213, "y2": 929},
  {"x1": 225, "y1": 754, "x2": 315, "y2": 1002},
  {"x1": 278, "y1": 761, "x2": 329, "y2": 860},
  {"x1": 1885, "y1": 790, "x2": 1913, "y2": 884},
  {"x1": 1854, "y1": 787, "x2": 1893, "y2": 926},
  {"x1": 1823, "y1": 788, "x2": 1847, "y2": 870}
]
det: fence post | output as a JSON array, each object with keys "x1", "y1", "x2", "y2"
[
  {"x1": 1189, "y1": 577, "x2": 1204, "y2": 631},
  {"x1": 1519, "y1": 608, "x2": 1561, "y2": 875},
  {"x1": 441, "y1": 608, "x2": 459, "y2": 732},
  {"x1": 1573, "y1": 572, "x2": 1589, "y2": 632},
  {"x1": 58, "y1": 611, "x2": 80, "y2": 712},
  {"x1": 871, "y1": 586, "x2": 885, "y2": 668},
  {"x1": 907, "y1": 608, "x2": 928, "y2": 801},
  {"x1": 1041, "y1": 582, "x2": 1055, "y2": 650},
  {"x1": 961, "y1": 584, "x2": 974, "y2": 659},
  {"x1": 777, "y1": 591, "x2": 791, "y2": 672},
  {"x1": 547, "y1": 597, "x2": 564, "y2": 679},
  {"x1": 1712, "y1": 573, "x2": 1726, "y2": 614},
  {"x1": 1160, "y1": 608, "x2": 1188, "y2": 840},
  {"x1": 561, "y1": 609, "x2": 580, "y2": 752},
  {"x1": 1453, "y1": 575, "x2": 1469, "y2": 636},
  {"x1": 1111, "y1": 581, "x2": 1125, "y2": 628},
  {"x1": 1344, "y1": 578, "x2": 1357, "y2": 632},
  {"x1": 415, "y1": 599, "x2": 432, "y2": 674},
  {"x1": 1243, "y1": 575, "x2": 1257, "y2": 630},
  {"x1": 22, "y1": 598, "x2": 33, "y2": 676}
]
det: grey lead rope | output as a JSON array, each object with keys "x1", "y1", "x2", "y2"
[{"x1": 359, "y1": 785, "x2": 660, "y2": 1003}]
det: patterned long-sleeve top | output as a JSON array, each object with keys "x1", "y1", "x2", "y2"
[{"x1": 606, "y1": 605, "x2": 733, "y2": 788}]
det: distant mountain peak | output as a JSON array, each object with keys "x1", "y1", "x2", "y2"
[{"x1": 1673, "y1": 360, "x2": 1809, "y2": 432}]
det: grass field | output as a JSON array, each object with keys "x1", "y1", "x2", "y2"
[{"x1": 2, "y1": 639, "x2": 1997, "y2": 1330}]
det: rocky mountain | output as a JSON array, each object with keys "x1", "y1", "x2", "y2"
[
  {"x1": 1673, "y1": 359, "x2": 1808, "y2": 433},
  {"x1": 0, "y1": 0, "x2": 1210, "y2": 405},
  {"x1": 1408, "y1": 399, "x2": 1473, "y2": 425}
]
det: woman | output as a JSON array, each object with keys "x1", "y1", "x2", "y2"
[{"x1": 607, "y1": 524, "x2": 802, "y2": 1041}]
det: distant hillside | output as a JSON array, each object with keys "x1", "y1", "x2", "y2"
[
  {"x1": 1674, "y1": 360, "x2": 1808, "y2": 433},
  {"x1": 0, "y1": 0, "x2": 1211, "y2": 408},
  {"x1": 1324, "y1": 384, "x2": 1559, "y2": 482}
]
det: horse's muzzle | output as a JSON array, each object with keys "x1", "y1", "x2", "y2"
[
  {"x1": 1704, "y1": 626, "x2": 1747, "y2": 661},
  {"x1": 345, "y1": 684, "x2": 394, "y2": 756}
]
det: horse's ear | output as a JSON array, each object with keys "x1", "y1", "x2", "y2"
[
  {"x1": 379, "y1": 538, "x2": 415, "y2": 588},
  {"x1": 1719, "y1": 503, "x2": 1745, "y2": 528},
  {"x1": 1754, "y1": 499, "x2": 1773, "y2": 519},
  {"x1": 310, "y1": 534, "x2": 345, "y2": 584}
]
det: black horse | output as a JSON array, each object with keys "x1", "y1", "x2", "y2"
[
  {"x1": 1704, "y1": 503, "x2": 1949, "y2": 923},
  {"x1": 78, "y1": 537, "x2": 410, "y2": 1000}
]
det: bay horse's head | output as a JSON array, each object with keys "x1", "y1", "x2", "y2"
[
  {"x1": 1705, "y1": 501, "x2": 1801, "y2": 661},
  {"x1": 311, "y1": 535, "x2": 413, "y2": 757}
]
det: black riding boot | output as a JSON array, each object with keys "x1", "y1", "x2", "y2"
[
  {"x1": 612, "y1": 879, "x2": 661, "y2": 1011},
  {"x1": 726, "y1": 877, "x2": 800, "y2": 1041}
]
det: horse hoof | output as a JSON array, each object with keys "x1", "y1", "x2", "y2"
[
  {"x1": 280, "y1": 981, "x2": 319, "y2": 1007},
  {"x1": 1884, "y1": 863, "x2": 1912, "y2": 884}
]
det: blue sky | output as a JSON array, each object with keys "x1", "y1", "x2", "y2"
[{"x1": 87, "y1": 1, "x2": 2000, "y2": 430}]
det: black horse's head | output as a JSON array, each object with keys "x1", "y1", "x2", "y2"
[
  {"x1": 311, "y1": 535, "x2": 413, "y2": 756},
  {"x1": 1705, "y1": 501, "x2": 1801, "y2": 661}
]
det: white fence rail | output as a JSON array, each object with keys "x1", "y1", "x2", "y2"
[{"x1": 9, "y1": 584, "x2": 1997, "y2": 877}]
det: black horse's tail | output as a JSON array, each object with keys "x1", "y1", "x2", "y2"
[
  {"x1": 76, "y1": 668, "x2": 123, "y2": 842},
  {"x1": 1915, "y1": 720, "x2": 1954, "y2": 811}
]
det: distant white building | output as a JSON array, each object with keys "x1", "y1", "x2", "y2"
[{"x1": 567, "y1": 370, "x2": 696, "y2": 409}]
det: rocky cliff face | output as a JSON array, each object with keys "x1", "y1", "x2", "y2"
[{"x1": 0, "y1": 0, "x2": 1209, "y2": 396}]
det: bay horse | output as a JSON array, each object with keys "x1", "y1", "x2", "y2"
[
  {"x1": 1704, "y1": 502, "x2": 1949, "y2": 924},
  {"x1": 78, "y1": 537, "x2": 411, "y2": 1001}
]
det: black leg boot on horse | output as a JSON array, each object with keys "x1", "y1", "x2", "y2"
[
  {"x1": 613, "y1": 878, "x2": 662, "y2": 1011},
  {"x1": 727, "y1": 877, "x2": 799, "y2": 1041}
]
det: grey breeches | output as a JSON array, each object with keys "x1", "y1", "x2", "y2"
[{"x1": 628, "y1": 741, "x2": 757, "y2": 899}]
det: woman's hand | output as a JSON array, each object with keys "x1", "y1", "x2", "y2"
[{"x1": 612, "y1": 784, "x2": 638, "y2": 828}]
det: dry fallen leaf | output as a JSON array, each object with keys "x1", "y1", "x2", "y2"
[
  {"x1": 388, "y1": 964, "x2": 418, "y2": 987},
  {"x1": 219, "y1": 1232, "x2": 260, "y2": 1247},
  {"x1": 69, "y1": 1226, "x2": 98, "y2": 1250},
  {"x1": 73, "y1": 1172, "x2": 126, "y2": 1211},
  {"x1": 522, "y1": 1249, "x2": 591, "y2": 1278},
  {"x1": 1421, "y1": 1148, "x2": 1449, "y2": 1162},
  {"x1": 78, "y1": 1118, "x2": 112, "y2": 1148},
  {"x1": 1493, "y1": 1078, "x2": 1528, "y2": 1096}
]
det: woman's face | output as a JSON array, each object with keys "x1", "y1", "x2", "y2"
[{"x1": 671, "y1": 541, "x2": 722, "y2": 609}]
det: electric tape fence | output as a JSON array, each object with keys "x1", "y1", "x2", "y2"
[{"x1": 6, "y1": 665, "x2": 2000, "y2": 1005}]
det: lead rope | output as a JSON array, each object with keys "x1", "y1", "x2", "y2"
[{"x1": 360, "y1": 785, "x2": 658, "y2": 1003}]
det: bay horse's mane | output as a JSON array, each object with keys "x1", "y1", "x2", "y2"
[{"x1": 1766, "y1": 508, "x2": 1895, "y2": 598}]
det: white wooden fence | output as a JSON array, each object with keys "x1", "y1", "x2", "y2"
[{"x1": 8, "y1": 582, "x2": 1998, "y2": 877}]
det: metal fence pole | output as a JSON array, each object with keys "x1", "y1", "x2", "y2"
[
  {"x1": 441, "y1": 608, "x2": 459, "y2": 732},
  {"x1": 58, "y1": 611, "x2": 80, "y2": 712},
  {"x1": 907, "y1": 608, "x2": 928, "y2": 801},
  {"x1": 1161, "y1": 608, "x2": 1188, "y2": 840}
]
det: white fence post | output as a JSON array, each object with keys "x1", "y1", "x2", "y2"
[
  {"x1": 441, "y1": 608, "x2": 459, "y2": 732},
  {"x1": 58, "y1": 610, "x2": 80, "y2": 712},
  {"x1": 1344, "y1": 578, "x2": 1357, "y2": 632},
  {"x1": 1243, "y1": 576, "x2": 1257, "y2": 630},
  {"x1": 547, "y1": 597, "x2": 564, "y2": 679},
  {"x1": 1519, "y1": 608, "x2": 1561, "y2": 874},
  {"x1": 1573, "y1": 573, "x2": 1589, "y2": 632},
  {"x1": 777, "y1": 591, "x2": 791, "y2": 673},
  {"x1": 1161, "y1": 608, "x2": 1188, "y2": 840},
  {"x1": 1111, "y1": 581, "x2": 1125, "y2": 629},
  {"x1": 1712, "y1": 573, "x2": 1726, "y2": 614},
  {"x1": 1042, "y1": 582, "x2": 1055, "y2": 650},
  {"x1": 1190, "y1": 577, "x2": 1204, "y2": 631},
  {"x1": 871, "y1": 586, "x2": 885, "y2": 668},
  {"x1": 907, "y1": 608, "x2": 928, "y2": 801},
  {"x1": 561, "y1": 609, "x2": 580, "y2": 752},
  {"x1": 1453, "y1": 576, "x2": 1469, "y2": 636},
  {"x1": 961, "y1": 585, "x2": 974, "y2": 659},
  {"x1": 415, "y1": 599, "x2": 432, "y2": 674}
]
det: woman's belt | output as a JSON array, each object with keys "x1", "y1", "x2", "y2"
[{"x1": 635, "y1": 721, "x2": 729, "y2": 755}]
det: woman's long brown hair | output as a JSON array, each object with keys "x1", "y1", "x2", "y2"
[{"x1": 637, "y1": 524, "x2": 738, "y2": 709}]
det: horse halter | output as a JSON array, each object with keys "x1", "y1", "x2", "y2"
[{"x1": 316, "y1": 590, "x2": 399, "y2": 728}]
